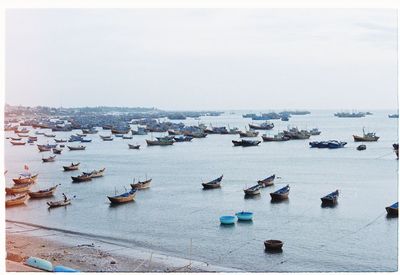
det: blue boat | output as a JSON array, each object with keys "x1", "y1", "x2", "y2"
[
  {"x1": 235, "y1": 211, "x2": 253, "y2": 221},
  {"x1": 80, "y1": 138, "x2": 92, "y2": 143},
  {"x1": 54, "y1": 265, "x2": 80, "y2": 272},
  {"x1": 270, "y1": 185, "x2": 290, "y2": 200},
  {"x1": 386, "y1": 202, "x2": 398, "y2": 216},
  {"x1": 68, "y1": 135, "x2": 83, "y2": 142},
  {"x1": 328, "y1": 141, "x2": 347, "y2": 149},
  {"x1": 220, "y1": 215, "x2": 236, "y2": 225},
  {"x1": 321, "y1": 190, "x2": 339, "y2": 204}
]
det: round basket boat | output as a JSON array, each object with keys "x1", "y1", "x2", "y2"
[
  {"x1": 219, "y1": 215, "x2": 236, "y2": 225},
  {"x1": 264, "y1": 240, "x2": 283, "y2": 250},
  {"x1": 235, "y1": 211, "x2": 253, "y2": 221}
]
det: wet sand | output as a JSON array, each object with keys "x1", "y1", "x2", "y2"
[{"x1": 6, "y1": 221, "x2": 238, "y2": 272}]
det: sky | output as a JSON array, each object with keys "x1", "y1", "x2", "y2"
[{"x1": 5, "y1": 9, "x2": 398, "y2": 110}]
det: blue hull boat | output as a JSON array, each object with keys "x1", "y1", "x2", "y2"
[
  {"x1": 236, "y1": 211, "x2": 253, "y2": 221},
  {"x1": 220, "y1": 215, "x2": 236, "y2": 225},
  {"x1": 386, "y1": 202, "x2": 398, "y2": 216},
  {"x1": 321, "y1": 190, "x2": 339, "y2": 204}
]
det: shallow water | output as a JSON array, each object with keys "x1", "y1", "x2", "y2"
[{"x1": 5, "y1": 110, "x2": 398, "y2": 272}]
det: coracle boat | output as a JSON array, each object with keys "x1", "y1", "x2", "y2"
[
  {"x1": 236, "y1": 211, "x2": 253, "y2": 221},
  {"x1": 202, "y1": 175, "x2": 223, "y2": 189},
  {"x1": 42, "y1": 155, "x2": 56, "y2": 162},
  {"x1": 248, "y1": 122, "x2": 274, "y2": 130},
  {"x1": 63, "y1": 162, "x2": 80, "y2": 171},
  {"x1": 264, "y1": 240, "x2": 283, "y2": 251},
  {"x1": 28, "y1": 184, "x2": 59, "y2": 198},
  {"x1": 107, "y1": 189, "x2": 137, "y2": 204},
  {"x1": 53, "y1": 148, "x2": 62, "y2": 154},
  {"x1": 10, "y1": 141, "x2": 26, "y2": 146},
  {"x1": 47, "y1": 195, "x2": 71, "y2": 208},
  {"x1": 220, "y1": 215, "x2": 236, "y2": 225},
  {"x1": 385, "y1": 202, "x2": 398, "y2": 216},
  {"x1": 270, "y1": 185, "x2": 290, "y2": 201},
  {"x1": 353, "y1": 128, "x2": 379, "y2": 142},
  {"x1": 146, "y1": 139, "x2": 174, "y2": 146},
  {"x1": 83, "y1": 168, "x2": 105, "y2": 178},
  {"x1": 128, "y1": 144, "x2": 140, "y2": 149},
  {"x1": 130, "y1": 178, "x2": 152, "y2": 190},
  {"x1": 6, "y1": 182, "x2": 34, "y2": 195},
  {"x1": 321, "y1": 190, "x2": 339, "y2": 205},
  {"x1": 13, "y1": 173, "x2": 38, "y2": 185},
  {"x1": 232, "y1": 139, "x2": 261, "y2": 147},
  {"x1": 239, "y1": 130, "x2": 259, "y2": 138},
  {"x1": 6, "y1": 193, "x2": 29, "y2": 207},
  {"x1": 258, "y1": 174, "x2": 275, "y2": 187},
  {"x1": 243, "y1": 184, "x2": 261, "y2": 196},
  {"x1": 67, "y1": 145, "x2": 86, "y2": 151},
  {"x1": 71, "y1": 174, "x2": 92, "y2": 182}
]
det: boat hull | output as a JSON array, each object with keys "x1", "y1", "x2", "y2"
[
  {"x1": 353, "y1": 135, "x2": 379, "y2": 142},
  {"x1": 130, "y1": 179, "x2": 152, "y2": 190},
  {"x1": 6, "y1": 194, "x2": 29, "y2": 207}
]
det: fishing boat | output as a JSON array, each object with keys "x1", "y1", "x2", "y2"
[
  {"x1": 69, "y1": 135, "x2": 83, "y2": 142},
  {"x1": 283, "y1": 127, "x2": 311, "y2": 139},
  {"x1": 111, "y1": 128, "x2": 130, "y2": 135},
  {"x1": 76, "y1": 133, "x2": 87, "y2": 137},
  {"x1": 248, "y1": 122, "x2": 274, "y2": 130},
  {"x1": 67, "y1": 145, "x2": 86, "y2": 150},
  {"x1": 385, "y1": 202, "x2": 398, "y2": 216},
  {"x1": 131, "y1": 127, "x2": 148, "y2": 135},
  {"x1": 220, "y1": 215, "x2": 236, "y2": 225},
  {"x1": 122, "y1": 135, "x2": 133, "y2": 139},
  {"x1": 257, "y1": 174, "x2": 275, "y2": 187},
  {"x1": 173, "y1": 135, "x2": 193, "y2": 142},
  {"x1": 28, "y1": 136, "x2": 38, "y2": 141},
  {"x1": 47, "y1": 197, "x2": 71, "y2": 208},
  {"x1": 6, "y1": 182, "x2": 34, "y2": 195},
  {"x1": 243, "y1": 184, "x2": 261, "y2": 196},
  {"x1": 63, "y1": 162, "x2": 80, "y2": 171},
  {"x1": 186, "y1": 131, "x2": 207, "y2": 138},
  {"x1": 327, "y1": 141, "x2": 347, "y2": 149},
  {"x1": 202, "y1": 175, "x2": 223, "y2": 189},
  {"x1": 84, "y1": 168, "x2": 105, "y2": 178},
  {"x1": 13, "y1": 173, "x2": 38, "y2": 184},
  {"x1": 262, "y1": 133, "x2": 290, "y2": 142},
  {"x1": 54, "y1": 138, "x2": 67, "y2": 143},
  {"x1": 235, "y1": 211, "x2": 253, "y2": 221},
  {"x1": 107, "y1": 188, "x2": 137, "y2": 204},
  {"x1": 168, "y1": 129, "x2": 183, "y2": 135},
  {"x1": 17, "y1": 133, "x2": 29, "y2": 137},
  {"x1": 80, "y1": 138, "x2": 92, "y2": 143},
  {"x1": 321, "y1": 190, "x2": 339, "y2": 205},
  {"x1": 388, "y1": 114, "x2": 399, "y2": 118},
  {"x1": 100, "y1": 135, "x2": 114, "y2": 141},
  {"x1": 28, "y1": 184, "x2": 59, "y2": 198},
  {"x1": 146, "y1": 139, "x2": 174, "y2": 146},
  {"x1": 14, "y1": 128, "x2": 29, "y2": 134},
  {"x1": 42, "y1": 155, "x2": 56, "y2": 162},
  {"x1": 270, "y1": 185, "x2": 290, "y2": 201},
  {"x1": 10, "y1": 141, "x2": 26, "y2": 145},
  {"x1": 264, "y1": 240, "x2": 283, "y2": 251},
  {"x1": 357, "y1": 144, "x2": 367, "y2": 151},
  {"x1": 128, "y1": 144, "x2": 141, "y2": 149},
  {"x1": 239, "y1": 130, "x2": 259, "y2": 137},
  {"x1": 52, "y1": 148, "x2": 62, "y2": 154},
  {"x1": 114, "y1": 134, "x2": 124, "y2": 137},
  {"x1": 11, "y1": 137, "x2": 22, "y2": 141},
  {"x1": 35, "y1": 131, "x2": 45, "y2": 135},
  {"x1": 44, "y1": 133, "x2": 56, "y2": 137},
  {"x1": 82, "y1": 128, "x2": 98, "y2": 134},
  {"x1": 309, "y1": 128, "x2": 321, "y2": 135},
  {"x1": 393, "y1": 144, "x2": 398, "y2": 159},
  {"x1": 130, "y1": 178, "x2": 152, "y2": 190},
  {"x1": 37, "y1": 145, "x2": 51, "y2": 152},
  {"x1": 353, "y1": 128, "x2": 379, "y2": 142},
  {"x1": 71, "y1": 174, "x2": 92, "y2": 182},
  {"x1": 6, "y1": 193, "x2": 29, "y2": 207},
  {"x1": 232, "y1": 139, "x2": 261, "y2": 147}
]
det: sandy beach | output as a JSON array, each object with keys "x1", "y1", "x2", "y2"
[{"x1": 6, "y1": 220, "x2": 239, "y2": 272}]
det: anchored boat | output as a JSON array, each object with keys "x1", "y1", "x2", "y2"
[
  {"x1": 108, "y1": 189, "x2": 137, "y2": 204},
  {"x1": 6, "y1": 193, "x2": 29, "y2": 207},
  {"x1": 202, "y1": 175, "x2": 223, "y2": 189},
  {"x1": 321, "y1": 190, "x2": 339, "y2": 205},
  {"x1": 270, "y1": 185, "x2": 290, "y2": 201}
]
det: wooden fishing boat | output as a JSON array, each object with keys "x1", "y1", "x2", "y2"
[
  {"x1": 47, "y1": 199, "x2": 71, "y2": 208},
  {"x1": 63, "y1": 162, "x2": 80, "y2": 171},
  {"x1": 13, "y1": 173, "x2": 38, "y2": 185},
  {"x1": 128, "y1": 144, "x2": 140, "y2": 149},
  {"x1": 248, "y1": 122, "x2": 274, "y2": 130},
  {"x1": 122, "y1": 135, "x2": 133, "y2": 139},
  {"x1": 130, "y1": 178, "x2": 152, "y2": 190},
  {"x1": 28, "y1": 184, "x2": 59, "y2": 198},
  {"x1": 264, "y1": 240, "x2": 283, "y2": 251},
  {"x1": 146, "y1": 139, "x2": 174, "y2": 146},
  {"x1": 54, "y1": 138, "x2": 67, "y2": 143},
  {"x1": 385, "y1": 202, "x2": 398, "y2": 216},
  {"x1": 111, "y1": 128, "x2": 130, "y2": 135},
  {"x1": 28, "y1": 136, "x2": 38, "y2": 141},
  {"x1": 202, "y1": 175, "x2": 223, "y2": 189},
  {"x1": 42, "y1": 155, "x2": 56, "y2": 162},
  {"x1": 10, "y1": 141, "x2": 26, "y2": 145},
  {"x1": 353, "y1": 128, "x2": 379, "y2": 142},
  {"x1": 6, "y1": 193, "x2": 29, "y2": 207},
  {"x1": 67, "y1": 145, "x2": 86, "y2": 150},
  {"x1": 44, "y1": 133, "x2": 56, "y2": 137},
  {"x1": 232, "y1": 140, "x2": 261, "y2": 147},
  {"x1": 84, "y1": 168, "x2": 105, "y2": 178},
  {"x1": 243, "y1": 184, "x2": 261, "y2": 196},
  {"x1": 100, "y1": 135, "x2": 114, "y2": 141},
  {"x1": 14, "y1": 128, "x2": 29, "y2": 134},
  {"x1": 37, "y1": 145, "x2": 51, "y2": 152},
  {"x1": 53, "y1": 148, "x2": 62, "y2": 154},
  {"x1": 18, "y1": 133, "x2": 29, "y2": 137},
  {"x1": 11, "y1": 137, "x2": 22, "y2": 141},
  {"x1": 270, "y1": 185, "x2": 290, "y2": 201},
  {"x1": 257, "y1": 174, "x2": 275, "y2": 187},
  {"x1": 6, "y1": 182, "x2": 34, "y2": 195},
  {"x1": 71, "y1": 174, "x2": 92, "y2": 182},
  {"x1": 321, "y1": 190, "x2": 339, "y2": 205},
  {"x1": 239, "y1": 130, "x2": 259, "y2": 137},
  {"x1": 107, "y1": 189, "x2": 136, "y2": 204},
  {"x1": 262, "y1": 133, "x2": 290, "y2": 142}
]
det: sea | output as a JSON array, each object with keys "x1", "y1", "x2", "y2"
[{"x1": 5, "y1": 110, "x2": 398, "y2": 272}]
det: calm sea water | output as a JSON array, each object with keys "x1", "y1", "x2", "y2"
[{"x1": 5, "y1": 110, "x2": 398, "y2": 272}]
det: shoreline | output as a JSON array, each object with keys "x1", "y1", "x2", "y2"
[{"x1": 6, "y1": 220, "x2": 240, "y2": 272}]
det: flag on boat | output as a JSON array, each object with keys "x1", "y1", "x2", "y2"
[{"x1": 24, "y1": 164, "x2": 29, "y2": 170}]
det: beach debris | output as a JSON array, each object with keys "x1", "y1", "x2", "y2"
[{"x1": 6, "y1": 252, "x2": 24, "y2": 262}]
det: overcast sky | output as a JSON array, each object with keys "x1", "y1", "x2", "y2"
[{"x1": 5, "y1": 9, "x2": 398, "y2": 110}]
